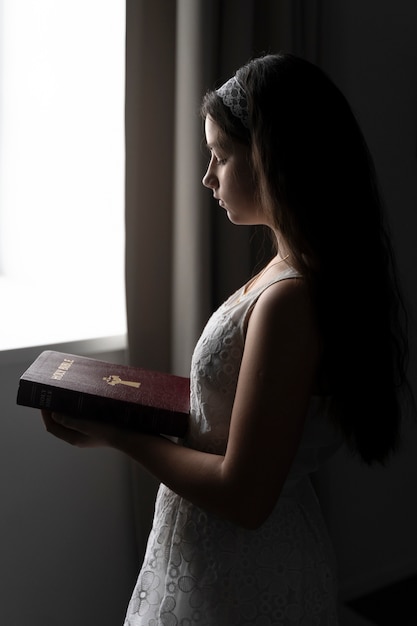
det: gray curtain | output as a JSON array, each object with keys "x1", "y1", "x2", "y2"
[{"x1": 125, "y1": 0, "x2": 321, "y2": 558}]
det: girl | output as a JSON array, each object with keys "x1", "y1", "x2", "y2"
[{"x1": 43, "y1": 53, "x2": 409, "y2": 625}]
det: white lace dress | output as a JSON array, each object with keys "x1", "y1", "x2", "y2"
[{"x1": 124, "y1": 268, "x2": 342, "y2": 625}]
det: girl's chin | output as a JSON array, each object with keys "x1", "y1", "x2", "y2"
[
  {"x1": 225, "y1": 210, "x2": 238, "y2": 224},
  {"x1": 225, "y1": 209, "x2": 251, "y2": 226}
]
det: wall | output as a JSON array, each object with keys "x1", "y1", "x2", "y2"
[
  {"x1": 0, "y1": 338, "x2": 139, "y2": 626},
  {"x1": 315, "y1": 0, "x2": 417, "y2": 600}
]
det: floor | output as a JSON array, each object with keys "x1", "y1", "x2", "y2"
[
  {"x1": 339, "y1": 604, "x2": 376, "y2": 626},
  {"x1": 343, "y1": 574, "x2": 417, "y2": 625}
]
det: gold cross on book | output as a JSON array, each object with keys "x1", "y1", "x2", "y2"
[{"x1": 103, "y1": 375, "x2": 141, "y2": 388}]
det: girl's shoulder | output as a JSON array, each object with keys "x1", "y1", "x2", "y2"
[{"x1": 252, "y1": 273, "x2": 314, "y2": 330}]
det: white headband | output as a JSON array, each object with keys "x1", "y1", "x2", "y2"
[{"x1": 216, "y1": 75, "x2": 249, "y2": 129}]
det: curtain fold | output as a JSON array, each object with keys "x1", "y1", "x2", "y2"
[
  {"x1": 125, "y1": 0, "x2": 176, "y2": 374},
  {"x1": 171, "y1": 0, "x2": 216, "y2": 376},
  {"x1": 125, "y1": 0, "x2": 322, "y2": 558}
]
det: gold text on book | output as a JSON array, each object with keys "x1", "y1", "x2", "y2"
[
  {"x1": 51, "y1": 358, "x2": 75, "y2": 381},
  {"x1": 103, "y1": 375, "x2": 141, "y2": 389}
]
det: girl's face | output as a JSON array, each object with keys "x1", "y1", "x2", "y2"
[{"x1": 202, "y1": 117, "x2": 263, "y2": 226}]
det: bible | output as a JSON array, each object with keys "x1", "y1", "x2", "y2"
[{"x1": 17, "y1": 350, "x2": 190, "y2": 437}]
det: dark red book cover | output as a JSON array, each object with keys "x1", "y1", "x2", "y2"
[{"x1": 17, "y1": 351, "x2": 190, "y2": 437}]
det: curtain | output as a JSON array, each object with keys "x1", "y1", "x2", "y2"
[{"x1": 125, "y1": 0, "x2": 322, "y2": 558}]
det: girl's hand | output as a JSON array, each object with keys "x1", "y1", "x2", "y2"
[{"x1": 41, "y1": 410, "x2": 120, "y2": 449}]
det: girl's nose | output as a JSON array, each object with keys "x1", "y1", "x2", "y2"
[{"x1": 202, "y1": 164, "x2": 217, "y2": 189}]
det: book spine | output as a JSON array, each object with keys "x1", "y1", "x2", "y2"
[{"x1": 17, "y1": 380, "x2": 188, "y2": 437}]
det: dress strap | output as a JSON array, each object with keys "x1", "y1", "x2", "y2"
[{"x1": 240, "y1": 266, "x2": 302, "y2": 302}]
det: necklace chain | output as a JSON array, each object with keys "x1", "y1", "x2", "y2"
[{"x1": 242, "y1": 254, "x2": 290, "y2": 297}]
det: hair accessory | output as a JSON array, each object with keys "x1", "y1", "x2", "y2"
[{"x1": 216, "y1": 76, "x2": 249, "y2": 129}]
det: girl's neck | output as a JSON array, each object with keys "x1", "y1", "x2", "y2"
[
  {"x1": 243, "y1": 254, "x2": 290, "y2": 297},
  {"x1": 270, "y1": 229, "x2": 290, "y2": 260}
]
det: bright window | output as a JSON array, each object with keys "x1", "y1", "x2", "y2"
[{"x1": 0, "y1": 0, "x2": 126, "y2": 350}]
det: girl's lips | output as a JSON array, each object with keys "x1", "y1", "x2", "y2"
[{"x1": 213, "y1": 194, "x2": 225, "y2": 208}]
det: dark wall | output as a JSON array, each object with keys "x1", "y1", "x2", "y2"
[{"x1": 316, "y1": 0, "x2": 417, "y2": 600}]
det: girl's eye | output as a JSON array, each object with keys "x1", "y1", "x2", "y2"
[
  {"x1": 212, "y1": 151, "x2": 227, "y2": 164},
  {"x1": 207, "y1": 148, "x2": 227, "y2": 166}
]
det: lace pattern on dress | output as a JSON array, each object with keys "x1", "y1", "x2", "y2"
[{"x1": 124, "y1": 270, "x2": 340, "y2": 625}]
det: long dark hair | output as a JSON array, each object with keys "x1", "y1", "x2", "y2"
[{"x1": 202, "y1": 53, "x2": 411, "y2": 465}]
